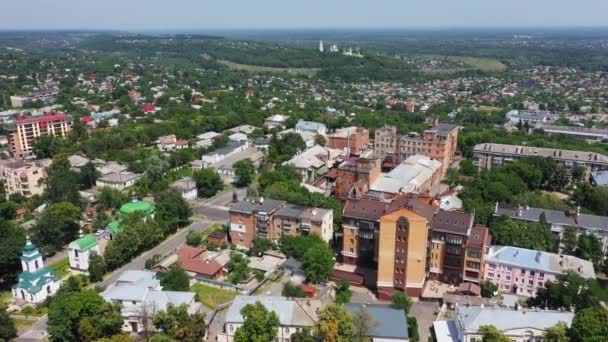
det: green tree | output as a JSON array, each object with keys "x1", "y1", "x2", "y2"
[
  {"x1": 192, "y1": 168, "x2": 224, "y2": 198},
  {"x1": 315, "y1": 304, "x2": 354, "y2": 342},
  {"x1": 481, "y1": 280, "x2": 498, "y2": 298},
  {"x1": 351, "y1": 307, "x2": 377, "y2": 342},
  {"x1": 104, "y1": 217, "x2": 164, "y2": 270},
  {"x1": 144, "y1": 154, "x2": 169, "y2": 182},
  {"x1": 568, "y1": 307, "x2": 608, "y2": 342},
  {"x1": 97, "y1": 187, "x2": 128, "y2": 211},
  {"x1": 561, "y1": 226, "x2": 578, "y2": 255},
  {"x1": 0, "y1": 219, "x2": 26, "y2": 285},
  {"x1": 489, "y1": 217, "x2": 555, "y2": 252},
  {"x1": 153, "y1": 303, "x2": 207, "y2": 342},
  {"x1": 48, "y1": 289, "x2": 123, "y2": 342},
  {"x1": 302, "y1": 243, "x2": 334, "y2": 283},
  {"x1": 21, "y1": 305, "x2": 34, "y2": 318},
  {"x1": 88, "y1": 252, "x2": 106, "y2": 283},
  {"x1": 576, "y1": 234, "x2": 603, "y2": 265},
  {"x1": 44, "y1": 155, "x2": 82, "y2": 206},
  {"x1": 31, "y1": 202, "x2": 82, "y2": 254},
  {"x1": 154, "y1": 189, "x2": 192, "y2": 232},
  {"x1": 334, "y1": 279, "x2": 352, "y2": 305},
  {"x1": 0, "y1": 306, "x2": 17, "y2": 342},
  {"x1": 391, "y1": 291, "x2": 413, "y2": 313},
  {"x1": 543, "y1": 322, "x2": 569, "y2": 342},
  {"x1": 479, "y1": 325, "x2": 510, "y2": 342},
  {"x1": 249, "y1": 236, "x2": 275, "y2": 257},
  {"x1": 233, "y1": 158, "x2": 255, "y2": 187},
  {"x1": 528, "y1": 271, "x2": 597, "y2": 311},
  {"x1": 233, "y1": 302, "x2": 280, "y2": 342},
  {"x1": 160, "y1": 267, "x2": 190, "y2": 291},
  {"x1": 79, "y1": 161, "x2": 100, "y2": 189},
  {"x1": 282, "y1": 282, "x2": 306, "y2": 298},
  {"x1": 98, "y1": 335, "x2": 136, "y2": 342},
  {"x1": 228, "y1": 252, "x2": 251, "y2": 284},
  {"x1": 407, "y1": 317, "x2": 419, "y2": 342},
  {"x1": 291, "y1": 327, "x2": 315, "y2": 342},
  {"x1": 185, "y1": 231, "x2": 202, "y2": 247}
]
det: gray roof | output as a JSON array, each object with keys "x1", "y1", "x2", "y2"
[
  {"x1": 296, "y1": 120, "x2": 326, "y2": 132},
  {"x1": 230, "y1": 198, "x2": 286, "y2": 214},
  {"x1": 205, "y1": 141, "x2": 245, "y2": 157},
  {"x1": 171, "y1": 177, "x2": 196, "y2": 191},
  {"x1": 225, "y1": 296, "x2": 321, "y2": 327},
  {"x1": 541, "y1": 125, "x2": 608, "y2": 139},
  {"x1": 426, "y1": 122, "x2": 458, "y2": 136},
  {"x1": 456, "y1": 306, "x2": 574, "y2": 333},
  {"x1": 495, "y1": 204, "x2": 608, "y2": 232},
  {"x1": 98, "y1": 171, "x2": 141, "y2": 184},
  {"x1": 275, "y1": 203, "x2": 332, "y2": 223},
  {"x1": 473, "y1": 143, "x2": 608, "y2": 165},
  {"x1": 345, "y1": 304, "x2": 408, "y2": 339}
]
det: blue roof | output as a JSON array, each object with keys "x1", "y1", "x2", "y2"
[
  {"x1": 345, "y1": 303, "x2": 409, "y2": 339},
  {"x1": 486, "y1": 246, "x2": 552, "y2": 273},
  {"x1": 296, "y1": 120, "x2": 326, "y2": 132}
]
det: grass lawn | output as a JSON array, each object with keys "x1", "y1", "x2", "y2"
[
  {"x1": 15, "y1": 306, "x2": 48, "y2": 318},
  {"x1": 191, "y1": 283, "x2": 237, "y2": 309},
  {"x1": 219, "y1": 60, "x2": 319, "y2": 76},
  {"x1": 13, "y1": 318, "x2": 36, "y2": 330},
  {"x1": 48, "y1": 257, "x2": 71, "y2": 279},
  {"x1": 200, "y1": 224, "x2": 225, "y2": 241}
]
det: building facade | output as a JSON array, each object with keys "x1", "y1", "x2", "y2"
[
  {"x1": 68, "y1": 234, "x2": 101, "y2": 274},
  {"x1": 484, "y1": 246, "x2": 595, "y2": 297},
  {"x1": 335, "y1": 157, "x2": 381, "y2": 200},
  {"x1": 0, "y1": 161, "x2": 45, "y2": 197},
  {"x1": 374, "y1": 122, "x2": 459, "y2": 174},
  {"x1": 5, "y1": 112, "x2": 73, "y2": 159},
  {"x1": 327, "y1": 127, "x2": 370, "y2": 156},
  {"x1": 229, "y1": 198, "x2": 333, "y2": 248},
  {"x1": 10, "y1": 89, "x2": 59, "y2": 108},
  {"x1": 473, "y1": 143, "x2": 608, "y2": 176}
]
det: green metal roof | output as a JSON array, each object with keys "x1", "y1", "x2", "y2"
[
  {"x1": 22, "y1": 242, "x2": 38, "y2": 253},
  {"x1": 75, "y1": 234, "x2": 97, "y2": 251},
  {"x1": 15, "y1": 267, "x2": 58, "y2": 294},
  {"x1": 107, "y1": 220, "x2": 123, "y2": 234},
  {"x1": 119, "y1": 200, "x2": 155, "y2": 216}
]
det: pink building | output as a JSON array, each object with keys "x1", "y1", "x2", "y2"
[{"x1": 483, "y1": 246, "x2": 595, "y2": 297}]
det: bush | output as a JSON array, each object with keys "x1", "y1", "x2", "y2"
[
  {"x1": 186, "y1": 231, "x2": 202, "y2": 247},
  {"x1": 144, "y1": 254, "x2": 162, "y2": 270},
  {"x1": 282, "y1": 282, "x2": 306, "y2": 298}
]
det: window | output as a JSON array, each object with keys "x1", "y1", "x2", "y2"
[
  {"x1": 539, "y1": 272, "x2": 544, "y2": 278},
  {"x1": 397, "y1": 217, "x2": 409, "y2": 233},
  {"x1": 506, "y1": 276, "x2": 510, "y2": 281},
  {"x1": 530, "y1": 271, "x2": 535, "y2": 276},
  {"x1": 467, "y1": 250, "x2": 481, "y2": 259},
  {"x1": 487, "y1": 273, "x2": 494, "y2": 278},
  {"x1": 528, "y1": 280, "x2": 533, "y2": 285}
]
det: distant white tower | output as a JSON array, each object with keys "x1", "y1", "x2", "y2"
[{"x1": 319, "y1": 40, "x2": 324, "y2": 53}]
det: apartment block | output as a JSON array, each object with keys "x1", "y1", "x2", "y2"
[
  {"x1": 5, "y1": 113, "x2": 73, "y2": 159},
  {"x1": 0, "y1": 161, "x2": 45, "y2": 197},
  {"x1": 374, "y1": 121, "x2": 459, "y2": 174},
  {"x1": 334, "y1": 156, "x2": 381, "y2": 200},
  {"x1": 473, "y1": 143, "x2": 608, "y2": 176},
  {"x1": 10, "y1": 89, "x2": 59, "y2": 108},
  {"x1": 429, "y1": 211, "x2": 491, "y2": 284},
  {"x1": 327, "y1": 127, "x2": 370, "y2": 156},
  {"x1": 229, "y1": 198, "x2": 333, "y2": 248}
]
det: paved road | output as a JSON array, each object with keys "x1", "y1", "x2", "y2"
[{"x1": 18, "y1": 199, "x2": 232, "y2": 341}]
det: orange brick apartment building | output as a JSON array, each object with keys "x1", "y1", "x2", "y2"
[
  {"x1": 328, "y1": 127, "x2": 370, "y2": 156},
  {"x1": 341, "y1": 194, "x2": 490, "y2": 298},
  {"x1": 5, "y1": 112, "x2": 73, "y2": 159},
  {"x1": 373, "y1": 120, "x2": 459, "y2": 174}
]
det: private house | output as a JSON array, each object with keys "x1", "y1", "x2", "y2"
[
  {"x1": 171, "y1": 177, "x2": 198, "y2": 200},
  {"x1": 201, "y1": 141, "x2": 248, "y2": 167},
  {"x1": 157, "y1": 134, "x2": 188, "y2": 152},
  {"x1": 101, "y1": 271, "x2": 201, "y2": 334},
  {"x1": 196, "y1": 131, "x2": 221, "y2": 148},
  {"x1": 345, "y1": 304, "x2": 409, "y2": 342},
  {"x1": 96, "y1": 171, "x2": 141, "y2": 190},
  {"x1": 218, "y1": 296, "x2": 322, "y2": 342},
  {"x1": 12, "y1": 241, "x2": 61, "y2": 304},
  {"x1": 283, "y1": 144, "x2": 345, "y2": 182},
  {"x1": 591, "y1": 170, "x2": 608, "y2": 186},
  {"x1": 434, "y1": 306, "x2": 573, "y2": 342},
  {"x1": 264, "y1": 114, "x2": 290, "y2": 130},
  {"x1": 176, "y1": 246, "x2": 225, "y2": 280},
  {"x1": 484, "y1": 246, "x2": 595, "y2": 297},
  {"x1": 228, "y1": 132, "x2": 248, "y2": 143},
  {"x1": 295, "y1": 120, "x2": 327, "y2": 135},
  {"x1": 68, "y1": 234, "x2": 100, "y2": 274}
]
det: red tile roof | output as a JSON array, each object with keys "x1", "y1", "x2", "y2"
[{"x1": 177, "y1": 246, "x2": 223, "y2": 277}]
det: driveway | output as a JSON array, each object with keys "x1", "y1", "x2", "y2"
[{"x1": 410, "y1": 301, "x2": 440, "y2": 342}]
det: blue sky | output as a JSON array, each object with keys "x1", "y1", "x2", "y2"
[{"x1": 2, "y1": 0, "x2": 607, "y2": 30}]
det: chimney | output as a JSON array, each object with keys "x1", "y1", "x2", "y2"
[
  {"x1": 535, "y1": 251, "x2": 541, "y2": 263},
  {"x1": 259, "y1": 196, "x2": 264, "y2": 204},
  {"x1": 517, "y1": 205, "x2": 523, "y2": 217}
]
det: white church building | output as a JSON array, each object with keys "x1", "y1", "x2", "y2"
[
  {"x1": 68, "y1": 233, "x2": 100, "y2": 273},
  {"x1": 12, "y1": 241, "x2": 61, "y2": 304}
]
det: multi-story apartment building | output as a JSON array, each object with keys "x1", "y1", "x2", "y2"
[
  {"x1": 327, "y1": 127, "x2": 370, "y2": 156},
  {"x1": 334, "y1": 156, "x2": 381, "y2": 200},
  {"x1": 473, "y1": 143, "x2": 608, "y2": 176},
  {"x1": 229, "y1": 198, "x2": 333, "y2": 248},
  {"x1": 374, "y1": 121, "x2": 459, "y2": 174},
  {"x1": 341, "y1": 194, "x2": 437, "y2": 297},
  {"x1": 429, "y1": 210, "x2": 491, "y2": 284},
  {"x1": 10, "y1": 89, "x2": 59, "y2": 108},
  {"x1": 484, "y1": 246, "x2": 595, "y2": 297},
  {"x1": 5, "y1": 112, "x2": 73, "y2": 159},
  {"x1": 342, "y1": 194, "x2": 491, "y2": 297},
  {"x1": 0, "y1": 161, "x2": 45, "y2": 197}
]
